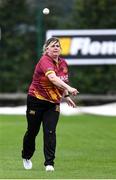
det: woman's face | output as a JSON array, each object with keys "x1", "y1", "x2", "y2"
[{"x1": 46, "y1": 41, "x2": 61, "y2": 58}]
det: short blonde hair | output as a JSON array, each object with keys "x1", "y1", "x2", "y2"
[{"x1": 43, "y1": 37, "x2": 61, "y2": 54}]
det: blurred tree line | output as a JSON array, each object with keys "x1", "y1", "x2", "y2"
[{"x1": 0, "y1": 0, "x2": 116, "y2": 94}]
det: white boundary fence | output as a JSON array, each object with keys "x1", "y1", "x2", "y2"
[
  {"x1": 0, "y1": 102, "x2": 116, "y2": 116},
  {"x1": 0, "y1": 93, "x2": 116, "y2": 116}
]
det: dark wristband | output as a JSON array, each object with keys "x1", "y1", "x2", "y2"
[{"x1": 64, "y1": 94, "x2": 70, "y2": 98}]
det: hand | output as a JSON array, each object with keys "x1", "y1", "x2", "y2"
[
  {"x1": 65, "y1": 97, "x2": 77, "y2": 108},
  {"x1": 68, "y1": 87, "x2": 79, "y2": 96}
]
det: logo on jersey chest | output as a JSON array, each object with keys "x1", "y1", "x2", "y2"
[{"x1": 59, "y1": 74, "x2": 68, "y2": 81}]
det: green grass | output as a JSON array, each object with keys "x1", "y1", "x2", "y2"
[{"x1": 0, "y1": 114, "x2": 116, "y2": 179}]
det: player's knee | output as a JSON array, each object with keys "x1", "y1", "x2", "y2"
[{"x1": 45, "y1": 129, "x2": 56, "y2": 136}]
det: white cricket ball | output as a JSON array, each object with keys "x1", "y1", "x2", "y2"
[{"x1": 43, "y1": 8, "x2": 50, "y2": 15}]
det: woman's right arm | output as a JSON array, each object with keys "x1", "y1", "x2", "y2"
[{"x1": 47, "y1": 72, "x2": 79, "y2": 96}]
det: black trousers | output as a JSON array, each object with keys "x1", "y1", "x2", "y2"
[{"x1": 22, "y1": 95, "x2": 60, "y2": 166}]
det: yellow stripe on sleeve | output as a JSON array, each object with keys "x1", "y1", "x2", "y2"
[{"x1": 45, "y1": 70, "x2": 55, "y2": 76}]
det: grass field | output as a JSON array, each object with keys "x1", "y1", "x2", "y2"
[{"x1": 0, "y1": 114, "x2": 116, "y2": 179}]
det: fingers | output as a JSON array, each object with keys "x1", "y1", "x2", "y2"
[
  {"x1": 70, "y1": 103, "x2": 76, "y2": 108},
  {"x1": 72, "y1": 90, "x2": 78, "y2": 96},
  {"x1": 68, "y1": 102, "x2": 76, "y2": 108},
  {"x1": 71, "y1": 88, "x2": 79, "y2": 96},
  {"x1": 66, "y1": 98, "x2": 77, "y2": 108}
]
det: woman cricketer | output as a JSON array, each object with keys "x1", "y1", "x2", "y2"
[{"x1": 22, "y1": 37, "x2": 79, "y2": 171}]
